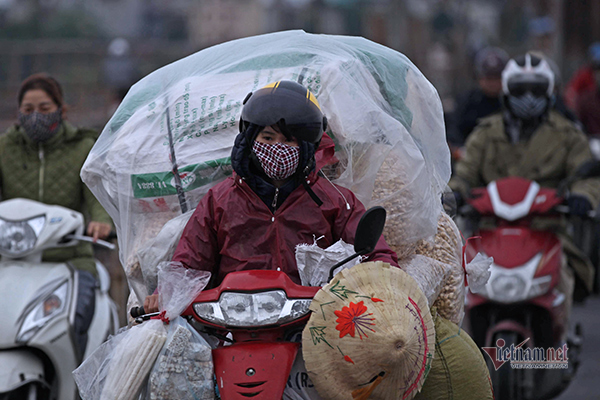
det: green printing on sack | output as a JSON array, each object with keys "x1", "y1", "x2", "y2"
[{"x1": 131, "y1": 157, "x2": 232, "y2": 198}]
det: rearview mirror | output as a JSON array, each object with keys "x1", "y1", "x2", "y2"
[{"x1": 354, "y1": 206, "x2": 387, "y2": 255}]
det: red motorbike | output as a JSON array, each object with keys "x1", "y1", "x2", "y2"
[
  {"x1": 460, "y1": 170, "x2": 599, "y2": 400},
  {"x1": 133, "y1": 207, "x2": 386, "y2": 399}
]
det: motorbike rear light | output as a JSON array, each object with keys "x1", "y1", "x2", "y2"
[
  {"x1": 0, "y1": 215, "x2": 45, "y2": 257},
  {"x1": 193, "y1": 290, "x2": 312, "y2": 327}
]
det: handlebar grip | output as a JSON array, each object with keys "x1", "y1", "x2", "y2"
[{"x1": 130, "y1": 306, "x2": 145, "y2": 318}]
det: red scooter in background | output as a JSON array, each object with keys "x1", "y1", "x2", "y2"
[
  {"x1": 133, "y1": 207, "x2": 387, "y2": 400},
  {"x1": 461, "y1": 162, "x2": 600, "y2": 400}
]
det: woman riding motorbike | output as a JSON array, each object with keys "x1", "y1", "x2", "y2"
[
  {"x1": 0, "y1": 73, "x2": 114, "y2": 356},
  {"x1": 144, "y1": 79, "x2": 398, "y2": 312}
]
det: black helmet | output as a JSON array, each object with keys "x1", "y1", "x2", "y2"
[
  {"x1": 474, "y1": 47, "x2": 509, "y2": 78},
  {"x1": 239, "y1": 80, "x2": 327, "y2": 143}
]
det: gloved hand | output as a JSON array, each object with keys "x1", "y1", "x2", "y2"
[
  {"x1": 442, "y1": 191, "x2": 464, "y2": 215},
  {"x1": 567, "y1": 194, "x2": 593, "y2": 217},
  {"x1": 452, "y1": 191, "x2": 464, "y2": 208}
]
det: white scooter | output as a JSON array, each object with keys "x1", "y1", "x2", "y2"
[{"x1": 0, "y1": 198, "x2": 119, "y2": 400}]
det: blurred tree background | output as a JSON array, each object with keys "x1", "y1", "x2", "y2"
[{"x1": 0, "y1": 0, "x2": 598, "y2": 132}]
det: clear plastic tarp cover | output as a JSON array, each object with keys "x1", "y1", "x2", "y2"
[{"x1": 81, "y1": 30, "x2": 451, "y2": 302}]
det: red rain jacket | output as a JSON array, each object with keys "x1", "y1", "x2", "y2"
[{"x1": 172, "y1": 136, "x2": 398, "y2": 286}]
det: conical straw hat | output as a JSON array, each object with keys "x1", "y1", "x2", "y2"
[{"x1": 302, "y1": 261, "x2": 435, "y2": 400}]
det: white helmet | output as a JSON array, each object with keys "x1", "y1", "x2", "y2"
[{"x1": 501, "y1": 52, "x2": 555, "y2": 98}]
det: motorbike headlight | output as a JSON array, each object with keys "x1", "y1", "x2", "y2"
[
  {"x1": 193, "y1": 290, "x2": 312, "y2": 327},
  {"x1": 528, "y1": 275, "x2": 552, "y2": 298},
  {"x1": 0, "y1": 215, "x2": 45, "y2": 257},
  {"x1": 489, "y1": 274, "x2": 527, "y2": 303},
  {"x1": 17, "y1": 280, "x2": 69, "y2": 343}
]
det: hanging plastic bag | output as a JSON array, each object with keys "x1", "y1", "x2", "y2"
[
  {"x1": 143, "y1": 262, "x2": 214, "y2": 400},
  {"x1": 73, "y1": 320, "x2": 167, "y2": 400},
  {"x1": 143, "y1": 317, "x2": 215, "y2": 400},
  {"x1": 74, "y1": 262, "x2": 210, "y2": 400},
  {"x1": 295, "y1": 238, "x2": 362, "y2": 286},
  {"x1": 142, "y1": 261, "x2": 215, "y2": 399},
  {"x1": 136, "y1": 210, "x2": 195, "y2": 298},
  {"x1": 465, "y1": 253, "x2": 493, "y2": 293}
]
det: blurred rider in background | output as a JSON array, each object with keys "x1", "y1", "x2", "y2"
[
  {"x1": 449, "y1": 53, "x2": 600, "y2": 305},
  {"x1": 447, "y1": 46, "x2": 509, "y2": 159},
  {"x1": 574, "y1": 53, "x2": 600, "y2": 140},
  {"x1": 565, "y1": 42, "x2": 600, "y2": 111},
  {"x1": 0, "y1": 73, "x2": 114, "y2": 357}
]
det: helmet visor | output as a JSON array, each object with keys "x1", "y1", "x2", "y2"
[{"x1": 506, "y1": 75, "x2": 550, "y2": 97}]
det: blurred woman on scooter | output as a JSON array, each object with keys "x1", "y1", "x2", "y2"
[
  {"x1": 0, "y1": 73, "x2": 114, "y2": 356},
  {"x1": 144, "y1": 80, "x2": 398, "y2": 312}
]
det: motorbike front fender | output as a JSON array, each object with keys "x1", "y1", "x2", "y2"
[
  {"x1": 213, "y1": 341, "x2": 299, "y2": 399},
  {"x1": 0, "y1": 349, "x2": 46, "y2": 393}
]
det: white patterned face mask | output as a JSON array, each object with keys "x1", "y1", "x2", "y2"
[
  {"x1": 252, "y1": 141, "x2": 300, "y2": 180},
  {"x1": 507, "y1": 93, "x2": 548, "y2": 120},
  {"x1": 18, "y1": 109, "x2": 62, "y2": 143}
]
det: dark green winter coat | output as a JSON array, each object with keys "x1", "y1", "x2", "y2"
[
  {"x1": 449, "y1": 111, "x2": 600, "y2": 295},
  {"x1": 449, "y1": 111, "x2": 600, "y2": 205},
  {"x1": 0, "y1": 121, "x2": 113, "y2": 274}
]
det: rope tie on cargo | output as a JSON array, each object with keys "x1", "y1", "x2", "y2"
[{"x1": 151, "y1": 310, "x2": 170, "y2": 325}]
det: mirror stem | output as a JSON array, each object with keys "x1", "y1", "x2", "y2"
[{"x1": 327, "y1": 250, "x2": 369, "y2": 282}]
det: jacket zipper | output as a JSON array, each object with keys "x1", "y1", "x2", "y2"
[
  {"x1": 271, "y1": 187, "x2": 282, "y2": 270},
  {"x1": 38, "y1": 145, "x2": 45, "y2": 201},
  {"x1": 271, "y1": 188, "x2": 279, "y2": 210}
]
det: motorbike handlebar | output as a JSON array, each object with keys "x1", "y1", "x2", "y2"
[
  {"x1": 553, "y1": 205, "x2": 597, "y2": 219},
  {"x1": 130, "y1": 306, "x2": 145, "y2": 318},
  {"x1": 458, "y1": 203, "x2": 597, "y2": 219},
  {"x1": 64, "y1": 234, "x2": 116, "y2": 250}
]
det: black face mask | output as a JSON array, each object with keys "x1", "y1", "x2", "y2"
[
  {"x1": 18, "y1": 109, "x2": 62, "y2": 143},
  {"x1": 507, "y1": 93, "x2": 548, "y2": 121}
]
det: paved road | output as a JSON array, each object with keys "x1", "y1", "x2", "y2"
[{"x1": 555, "y1": 295, "x2": 600, "y2": 400}]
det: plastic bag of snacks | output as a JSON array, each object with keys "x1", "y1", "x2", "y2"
[
  {"x1": 74, "y1": 263, "x2": 210, "y2": 399},
  {"x1": 414, "y1": 212, "x2": 465, "y2": 324},
  {"x1": 399, "y1": 254, "x2": 452, "y2": 306},
  {"x1": 73, "y1": 319, "x2": 167, "y2": 400},
  {"x1": 143, "y1": 318, "x2": 214, "y2": 400},
  {"x1": 81, "y1": 30, "x2": 451, "y2": 302}
]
